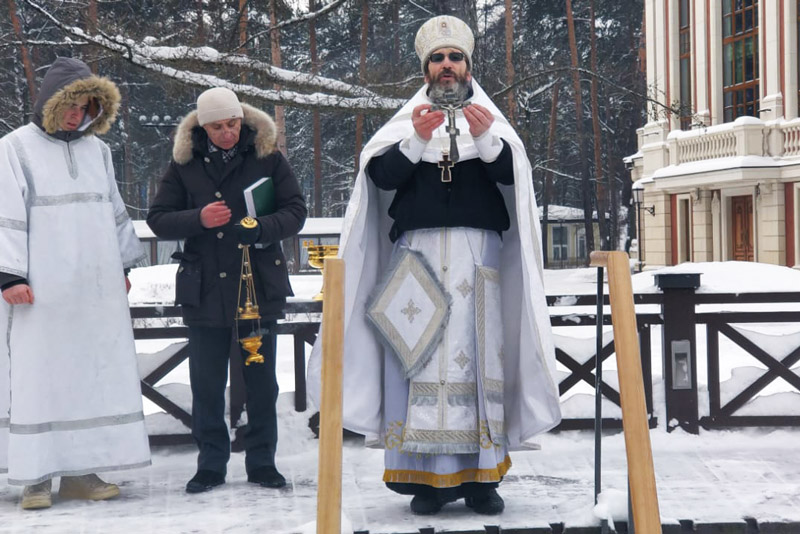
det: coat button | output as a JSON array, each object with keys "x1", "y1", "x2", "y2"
[
  {"x1": 178, "y1": 266, "x2": 184, "y2": 273},
  {"x1": 442, "y1": 265, "x2": 448, "y2": 271},
  {"x1": 440, "y1": 379, "x2": 445, "y2": 385},
  {"x1": 217, "y1": 232, "x2": 224, "y2": 239},
  {"x1": 274, "y1": 259, "x2": 281, "y2": 266},
  {"x1": 204, "y1": 157, "x2": 210, "y2": 163},
  {"x1": 219, "y1": 272, "x2": 227, "y2": 278},
  {"x1": 215, "y1": 192, "x2": 222, "y2": 199}
]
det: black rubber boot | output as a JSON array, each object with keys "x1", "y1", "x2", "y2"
[
  {"x1": 185, "y1": 470, "x2": 225, "y2": 494},
  {"x1": 247, "y1": 466, "x2": 286, "y2": 488},
  {"x1": 464, "y1": 488, "x2": 505, "y2": 515},
  {"x1": 410, "y1": 494, "x2": 444, "y2": 515}
]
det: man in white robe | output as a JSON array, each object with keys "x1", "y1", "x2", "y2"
[
  {"x1": 0, "y1": 57, "x2": 150, "y2": 510},
  {"x1": 308, "y1": 16, "x2": 561, "y2": 516}
]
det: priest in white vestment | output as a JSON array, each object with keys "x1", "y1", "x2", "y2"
[
  {"x1": 0, "y1": 57, "x2": 150, "y2": 510},
  {"x1": 308, "y1": 16, "x2": 561, "y2": 516}
]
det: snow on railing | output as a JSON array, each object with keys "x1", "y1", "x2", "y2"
[{"x1": 668, "y1": 117, "x2": 766, "y2": 165}]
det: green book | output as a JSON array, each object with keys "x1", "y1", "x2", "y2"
[{"x1": 244, "y1": 177, "x2": 275, "y2": 217}]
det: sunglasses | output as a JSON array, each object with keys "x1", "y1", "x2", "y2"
[{"x1": 429, "y1": 51, "x2": 465, "y2": 63}]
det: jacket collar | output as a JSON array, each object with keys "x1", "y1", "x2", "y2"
[{"x1": 172, "y1": 102, "x2": 276, "y2": 165}]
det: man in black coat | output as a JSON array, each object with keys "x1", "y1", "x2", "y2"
[{"x1": 147, "y1": 87, "x2": 307, "y2": 493}]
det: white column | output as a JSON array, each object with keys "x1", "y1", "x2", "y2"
[
  {"x1": 650, "y1": 0, "x2": 668, "y2": 121},
  {"x1": 668, "y1": 0, "x2": 680, "y2": 131},
  {"x1": 761, "y1": 0, "x2": 784, "y2": 121},
  {"x1": 711, "y1": 191, "x2": 721, "y2": 261},
  {"x1": 785, "y1": 0, "x2": 798, "y2": 120},
  {"x1": 709, "y1": 0, "x2": 723, "y2": 124},
  {"x1": 642, "y1": 0, "x2": 671, "y2": 177},
  {"x1": 694, "y1": 0, "x2": 711, "y2": 126}
]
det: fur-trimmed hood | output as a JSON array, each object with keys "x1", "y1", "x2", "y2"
[
  {"x1": 35, "y1": 57, "x2": 120, "y2": 137},
  {"x1": 172, "y1": 102, "x2": 277, "y2": 165}
]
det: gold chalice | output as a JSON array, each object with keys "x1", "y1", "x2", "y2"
[
  {"x1": 236, "y1": 217, "x2": 264, "y2": 365},
  {"x1": 304, "y1": 241, "x2": 339, "y2": 301}
]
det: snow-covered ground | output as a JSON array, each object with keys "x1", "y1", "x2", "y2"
[{"x1": 3, "y1": 261, "x2": 800, "y2": 532}]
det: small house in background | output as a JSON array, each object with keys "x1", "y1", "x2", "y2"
[
  {"x1": 283, "y1": 217, "x2": 343, "y2": 274},
  {"x1": 540, "y1": 205, "x2": 602, "y2": 269},
  {"x1": 132, "y1": 220, "x2": 182, "y2": 266}
]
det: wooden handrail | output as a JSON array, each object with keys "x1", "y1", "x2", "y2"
[
  {"x1": 316, "y1": 258, "x2": 345, "y2": 534},
  {"x1": 590, "y1": 251, "x2": 662, "y2": 532}
]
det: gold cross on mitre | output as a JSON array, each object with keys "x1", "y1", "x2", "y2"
[{"x1": 438, "y1": 152, "x2": 454, "y2": 183}]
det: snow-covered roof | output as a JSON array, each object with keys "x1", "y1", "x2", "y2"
[
  {"x1": 539, "y1": 205, "x2": 601, "y2": 221},
  {"x1": 652, "y1": 155, "x2": 789, "y2": 180}
]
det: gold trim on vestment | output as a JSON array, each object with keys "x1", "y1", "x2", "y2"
[{"x1": 382, "y1": 455, "x2": 511, "y2": 488}]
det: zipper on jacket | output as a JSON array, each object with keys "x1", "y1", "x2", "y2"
[{"x1": 64, "y1": 141, "x2": 79, "y2": 179}]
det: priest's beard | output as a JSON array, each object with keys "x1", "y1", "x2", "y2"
[{"x1": 428, "y1": 73, "x2": 471, "y2": 107}]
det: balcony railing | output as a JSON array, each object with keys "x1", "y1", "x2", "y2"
[
  {"x1": 675, "y1": 128, "x2": 737, "y2": 163},
  {"x1": 780, "y1": 119, "x2": 800, "y2": 157},
  {"x1": 667, "y1": 116, "x2": 766, "y2": 166}
]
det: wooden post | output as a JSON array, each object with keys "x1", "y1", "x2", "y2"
[
  {"x1": 316, "y1": 258, "x2": 345, "y2": 534},
  {"x1": 589, "y1": 251, "x2": 662, "y2": 533}
]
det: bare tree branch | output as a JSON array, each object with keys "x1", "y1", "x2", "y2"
[
  {"x1": 492, "y1": 65, "x2": 674, "y2": 116},
  {"x1": 2, "y1": 39, "x2": 89, "y2": 46},
  {"x1": 238, "y1": 0, "x2": 347, "y2": 51},
  {"x1": 22, "y1": 0, "x2": 406, "y2": 113}
]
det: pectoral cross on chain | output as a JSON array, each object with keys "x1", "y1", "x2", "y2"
[
  {"x1": 443, "y1": 106, "x2": 460, "y2": 163},
  {"x1": 438, "y1": 152, "x2": 454, "y2": 183}
]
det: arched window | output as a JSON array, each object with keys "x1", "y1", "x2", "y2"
[{"x1": 722, "y1": 0, "x2": 759, "y2": 122}]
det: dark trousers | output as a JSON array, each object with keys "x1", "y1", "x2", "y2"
[{"x1": 187, "y1": 324, "x2": 279, "y2": 476}]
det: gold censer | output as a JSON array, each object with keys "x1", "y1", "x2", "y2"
[
  {"x1": 304, "y1": 241, "x2": 339, "y2": 301},
  {"x1": 236, "y1": 217, "x2": 264, "y2": 365}
]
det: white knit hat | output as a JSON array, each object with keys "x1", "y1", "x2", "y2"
[
  {"x1": 414, "y1": 15, "x2": 475, "y2": 73},
  {"x1": 196, "y1": 87, "x2": 243, "y2": 126}
]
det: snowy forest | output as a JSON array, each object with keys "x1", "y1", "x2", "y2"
[{"x1": 0, "y1": 0, "x2": 646, "y2": 261}]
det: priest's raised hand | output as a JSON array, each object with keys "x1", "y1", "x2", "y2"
[{"x1": 411, "y1": 104, "x2": 444, "y2": 141}]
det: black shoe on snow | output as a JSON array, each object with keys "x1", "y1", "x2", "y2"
[
  {"x1": 465, "y1": 488, "x2": 505, "y2": 515},
  {"x1": 185, "y1": 470, "x2": 225, "y2": 494},
  {"x1": 247, "y1": 466, "x2": 286, "y2": 488},
  {"x1": 410, "y1": 494, "x2": 443, "y2": 515}
]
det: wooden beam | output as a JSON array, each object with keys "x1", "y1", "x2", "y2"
[
  {"x1": 316, "y1": 258, "x2": 345, "y2": 534},
  {"x1": 589, "y1": 251, "x2": 662, "y2": 532}
]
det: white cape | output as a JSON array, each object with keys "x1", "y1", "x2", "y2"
[
  {"x1": 0, "y1": 124, "x2": 150, "y2": 484},
  {"x1": 308, "y1": 82, "x2": 561, "y2": 450}
]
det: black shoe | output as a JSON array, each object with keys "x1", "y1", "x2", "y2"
[
  {"x1": 247, "y1": 466, "x2": 286, "y2": 488},
  {"x1": 185, "y1": 470, "x2": 225, "y2": 494},
  {"x1": 465, "y1": 488, "x2": 505, "y2": 515},
  {"x1": 410, "y1": 494, "x2": 443, "y2": 515}
]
